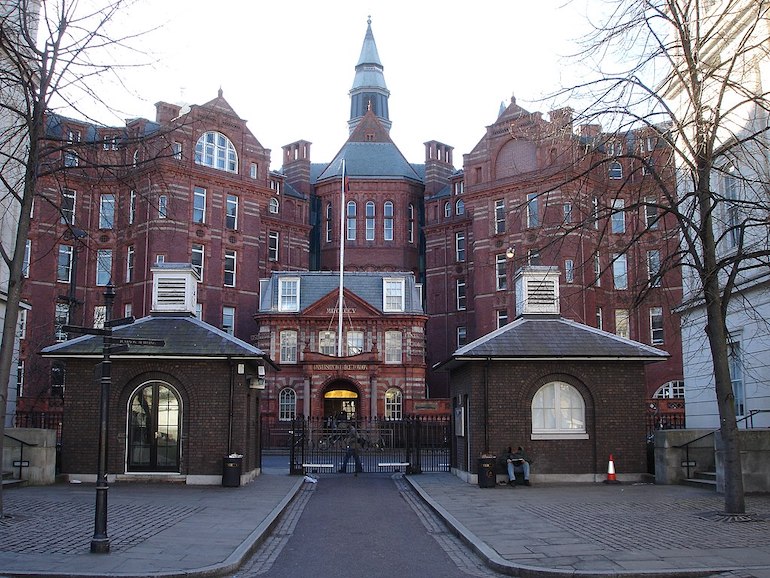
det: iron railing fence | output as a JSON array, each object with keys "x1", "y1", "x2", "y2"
[{"x1": 262, "y1": 415, "x2": 451, "y2": 475}]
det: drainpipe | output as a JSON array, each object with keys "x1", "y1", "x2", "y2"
[
  {"x1": 484, "y1": 357, "x2": 491, "y2": 453},
  {"x1": 227, "y1": 357, "x2": 235, "y2": 455}
]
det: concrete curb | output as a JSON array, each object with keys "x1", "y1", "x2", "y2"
[{"x1": 403, "y1": 476, "x2": 724, "y2": 578}]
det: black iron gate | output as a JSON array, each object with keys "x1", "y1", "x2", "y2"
[{"x1": 287, "y1": 416, "x2": 450, "y2": 475}]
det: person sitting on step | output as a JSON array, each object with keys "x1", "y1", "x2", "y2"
[{"x1": 506, "y1": 446, "x2": 532, "y2": 486}]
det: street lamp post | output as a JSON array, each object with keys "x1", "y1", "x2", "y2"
[{"x1": 91, "y1": 283, "x2": 115, "y2": 554}]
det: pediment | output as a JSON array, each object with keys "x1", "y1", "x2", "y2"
[{"x1": 302, "y1": 287, "x2": 383, "y2": 319}]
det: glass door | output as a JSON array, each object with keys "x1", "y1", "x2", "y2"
[{"x1": 127, "y1": 382, "x2": 180, "y2": 472}]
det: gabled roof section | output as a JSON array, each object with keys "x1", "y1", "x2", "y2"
[
  {"x1": 436, "y1": 315, "x2": 668, "y2": 371},
  {"x1": 317, "y1": 111, "x2": 421, "y2": 183},
  {"x1": 199, "y1": 88, "x2": 243, "y2": 121},
  {"x1": 258, "y1": 271, "x2": 424, "y2": 315},
  {"x1": 40, "y1": 314, "x2": 275, "y2": 366}
]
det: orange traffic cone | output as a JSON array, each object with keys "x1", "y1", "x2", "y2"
[{"x1": 604, "y1": 454, "x2": 620, "y2": 484}]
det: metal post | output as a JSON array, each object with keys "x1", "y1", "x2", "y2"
[{"x1": 91, "y1": 283, "x2": 114, "y2": 554}]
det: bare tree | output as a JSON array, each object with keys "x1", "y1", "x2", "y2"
[
  {"x1": 546, "y1": 0, "x2": 770, "y2": 513},
  {"x1": 0, "y1": 0, "x2": 152, "y2": 517}
]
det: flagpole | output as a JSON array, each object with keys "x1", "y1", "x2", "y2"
[{"x1": 337, "y1": 159, "x2": 345, "y2": 357}]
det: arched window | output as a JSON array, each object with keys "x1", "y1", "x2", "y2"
[
  {"x1": 347, "y1": 201, "x2": 357, "y2": 240},
  {"x1": 269, "y1": 197, "x2": 279, "y2": 214},
  {"x1": 127, "y1": 381, "x2": 181, "y2": 472},
  {"x1": 384, "y1": 201, "x2": 394, "y2": 241},
  {"x1": 194, "y1": 131, "x2": 238, "y2": 173},
  {"x1": 385, "y1": 388, "x2": 403, "y2": 420},
  {"x1": 608, "y1": 161, "x2": 623, "y2": 180},
  {"x1": 365, "y1": 201, "x2": 375, "y2": 240},
  {"x1": 325, "y1": 202, "x2": 332, "y2": 242},
  {"x1": 444, "y1": 201, "x2": 452, "y2": 218},
  {"x1": 456, "y1": 199, "x2": 465, "y2": 215},
  {"x1": 279, "y1": 388, "x2": 296, "y2": 421},
  {"x1": 531, "y1": 381, "x2": 587, "y2": 439}
]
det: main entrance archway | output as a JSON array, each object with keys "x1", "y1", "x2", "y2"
[
  {"x1": 127, "y1": 381, "x2": 181, "y2": 472},
  {"x1": 323, "y1": 381, "x2": 360, "y2": 421}
]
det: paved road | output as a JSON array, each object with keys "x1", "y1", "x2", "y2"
[{"x1": 235, "y1": 473, "x2": 500, "y2": 578}]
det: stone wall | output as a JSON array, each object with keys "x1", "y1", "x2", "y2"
[{"x1": 2, "y1": 428, "x2": 57, "y2": 485}]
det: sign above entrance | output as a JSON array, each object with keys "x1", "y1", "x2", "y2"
[{"x1": 314, "y1": 364, "x2": 368, "y2": 371}]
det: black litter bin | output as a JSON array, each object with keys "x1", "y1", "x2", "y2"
[
  {"x1": 222, "y1": 456, "x2": 243, "y2": 487},
  {"x1": 478, "y1": 455, "x2": 497, "y2": 488}
]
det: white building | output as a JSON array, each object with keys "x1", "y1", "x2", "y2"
[{"x1": 666, "y1": 0, "x2": 770, "y2": 428}]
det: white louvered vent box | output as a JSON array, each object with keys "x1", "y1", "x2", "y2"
[
  {"x1": 515, "y1": 266, "x2": 561, "y2": 316},
  {"x1": 151, "y1": 264, "x2": 199, "y2": 314}
]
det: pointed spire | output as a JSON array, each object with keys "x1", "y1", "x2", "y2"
[{"x1": 349, "y1": 17, "x2": 391, "y2": 134}]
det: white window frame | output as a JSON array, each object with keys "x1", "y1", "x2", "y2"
[
  {"x1": 645, "y1": 197, "x2": 658, "y2": 230},
  {"x1": 222, "y1": 306, "x2": 235, "y2": 335},
  {"x1": 650, "y1": 307, "x2": 664, "y2": 345},
  {"x1": 615, "y1": 309, "x2": 630, "y2": 339},
  {"x1": 496, "y1": 309, "x2": 508, "y2": 328},
  {"x1": 61, "y1": 189, "x2": 76, "y2": 224},
  {"x1": 269, "y1": 197, "x2": 279, "y2": 215},
  {"x1": 268, "y1": 231, "x2": 279, "y2": 262},
  {"x1": 54, "y1": 303, "x2": 70, "y2": 342},
  {"x1": 495, "y1": 254, "x2": 507, "y2": 291},
  {"x1": 57, "y1": 245, "x2": 73, "y2": 283},
  {"x1": 326, "y1": 202, "x2": 333, "y2": 243},
  {"x1": 279, "y1": 388, "x2": 297, "y2": 421},
  {"x1": 609, "y1": 161, "x2": 623, "y2": 180},
  {"x1": 17, "y1": 308, "x2": 27, "y2": 339},
  {"x1": 250, "y1": 162, "x2": 258, "y2": 179},
  {"x1": 96, "y1": 249, "x2": 112, "y2": 286},
  {"x1": 531, "y1": 382, "x2": 588, "y2": 439},
  {"x1": 612, "y1": 253, "x2": 628, "y2": 290},
  {"x1": 384, "y1": 201, "x2": 394, "y2": 241},
  {"x1": 278, "y1": 277, "x2": 300, "y2": 312},
  {"x1": 194, "y1": 131, "x2": 238, "y2": 173},
  {"x1": 22, "y1": 240, "x2": 31, "y2": 278},
  {"x1": 596, "y1": 307, "x2": 603, "y2": 330},
  {"x1": 365, "y1": 201, "x2": 375, "y2": 241},
  {"x1": 494, "y1": 199, "x2": 505, "y2": 234},
  {"x1": 611, "y1": 199, "x2": 625, "y2": 233},
  {"x1": 456, "y1": 326, "x2": 467, "y2": 348},
  {"x1": 385, "y1": 331, "x2": 403, "y2": 363},
  {"x1": 526, "y1": 193, "x2": 539, "y2": 228},
  {"x1": 193, "y1": 186, "x2": 206, "y2": 224},
  {"x1": 647, "y1": 250, "x2": 661, "y2": 287},
  {"x1": 126, "y1": 245, "x2": 134, "y2": 282},
  {"x1": 158, "y1": 194, "x2": 168, "y2": 219},
  {"x1": 563, "y1": 202, "x2": 572, "y2": 224},
  {"x1": 455, "y1": 232, "x2": 465, "y2": 262},
  {"x1": 224, "y1": 249, "x2": 237, "y2": 287},
  {"x1": 383, "y1": 278, "x2": 406, "y2": 312},
  {"x1": 129, "y1": 190, "x2": 136, "y2": 225},
  {"x1": 594, "y1": 253, "x2": 601, "y2": 287},
  {"x1": 385, "y1": 388, "x2": 403, "y2": 420},
  {"x1": 99, "y1": 194, "x2": 115, "y2": 229},
  {"x1": 226, "y1": 194, "x2": 238, "y2": 229},
  {"x1": 456, "y1": 279, "x2": 466, "y2": 311},
  {"x1": 408, "y1": 203, "x2": 415, "y2": 242},
  {"x1": 280, "y1": 330, "x2": 298, "y2": 363},
  {"x1": 444, "y1": 201, "x2": 451, "y2": 218},
  {"x1": 191, "y1": 243, "x2": 205, "y2": 281},
  {"x1": 173, "y1": 141, "x2": 182, "y2": 160},
  {"x1": 565, "y1": 259, "x2": 574, "y2": 283},
  {"x1": 347, "y1": 330, "x2": 364, "y2": 356},
  {"x1": 319, "y1": 330, "x2": 336, "y2": 356},
  {"x1": 347, "y1": 201, "x2": 357, "y2": 240},
  {"x1": 455, "y1": 199, "x2": 464, "y2": 216}
]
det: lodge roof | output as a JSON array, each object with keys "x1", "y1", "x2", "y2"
[
  {"x1": 40, "y1": 313, "x2": 275, "y2": 366},
  {"x1": 436, "y1": 314, "x2": 669, "y2": 371}
]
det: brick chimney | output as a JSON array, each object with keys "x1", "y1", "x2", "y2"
[{"x1": 155, "y1": 101, "x2": 182, "y2": 125}]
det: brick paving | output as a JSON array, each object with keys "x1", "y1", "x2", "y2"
[{"x1": 1, "y1": 473, "x2": 769, "y2": 577}]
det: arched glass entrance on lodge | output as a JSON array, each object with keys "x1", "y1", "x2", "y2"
[
  {"x1": 323, "y1": 381, "x2": 359, "y2": 421},
  {"x1": 127, "y1": 381, "x2": 181, "y2": 472}
]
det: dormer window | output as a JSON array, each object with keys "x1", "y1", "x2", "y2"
[
  {"x1": 383, "y1": 278, "x2": 405, "y2": 312},
  {"x1": 195, "y1": 131, "x2": 238, "y2": 173},
  {"x1": 278, "y1": 277, "x2": 300, "y2": 312}
]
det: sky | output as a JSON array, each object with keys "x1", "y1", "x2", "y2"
[{"x1": 70, "y1": 0, "x2": 597, "y2": 170}]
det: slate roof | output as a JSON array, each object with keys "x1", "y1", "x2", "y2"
[
  {"x1": 40, "y1": 313, "x2": 275, "y2": 366},
  {"x1": 436, "y1": 314, "x2": 669, "y2": 370},
  {"x1": 258, "y1": 271, "x2": 424, "y2": 315},
  {"x1": 317, "y1": 142, "x2": 422, "y2": 183}
]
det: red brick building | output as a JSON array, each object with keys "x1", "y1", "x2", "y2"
[{"x1": 15, "y1": 18, "x2": 682, "y2": 435}]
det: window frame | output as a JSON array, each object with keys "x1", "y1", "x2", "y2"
[
  {"x1": 57, "y1": 245, "x2": 73, "y2": 283},
  {"x1": 191, "y1": 243, "x2": 205, "y2": 281},
  {"x1": 222, "y1": 306, "x2": 235, "y2": 335},
  {"x1": 224, "y1": 249, "x2": 237, "y2": 287},
  {"x1": 99, "y1": 194, "x2": 115, "y2": 229},
  {"x1": 194, "y1": 131, "x2": 238, "y2": 173},
  {"x1": 611, "y1": 199, "x2": 625, "y2": 233},
  {"x1": 126, "y1": 245, "x2": 135, "y2": 283},
  {"x1": 385, "y1": 331, "x2": 403, "y2": 363},
  {"x1": 456, "y1": 326, "x2": 467, "y2": 348},
  {"x1": 384, "y1": 388, "x2": 403, "y2": 420},
  {"x1": 456, "y1": 278, "x2": 466, "y2": 311},
  {"x1": 495, "y1": 254, "x2": 507, "y2": 291},
  {"x1": 226, "y1": 194, "x2": 239, "y2": 229},
  {"x1": 193, "y1": 186, "x2": 206, "y2": 224},
  {"x1": 347, "y1": 330, "x2": 364, "y2": 356},
  {"x1": 279, "y1": 388, "x2": 297, "y2": 421},
  {"x1": 494, "y1": 199, "x2": 506, "y2": 234},
  {"x1": 383, "y1": 201, "x2": 394, "y2": 241},
  {"x1": 268, "y1": 231, "x2": 279, "y2": 262},
  {"x1": 280, "y1": 330, "x2": 298, "y2": 363},
  {"x1": 455, "y1": 231, "x2": 465, "y2": 262},
  {"x1": 526, "y1": 193, "x2": 539, "y2": 228},
  {"x1": 278, "y1": 277, "x2": 300, "y2": 312},
  {"x1": 615, "y1": 309, "x2": 630, "y2": 339},
  {"x1": 383, "y1": 278, "x2": 406, "y2": 312},
  {"x1": 531, "y1": 381, "x2": 588, "y2": 439},
  {"x1": 650, "y1": 307, "x2": 664, "y2": 345},
  {"x1": 365, "y1": 201, "x2": 375, "y2": 241},
  {"x1": 61, "y1": 189, "x2": 76, "y2": 225},
  {"x1": 647, "y1": 250, "x2": 662, "y2": 287},
  {"x1": 346, "y1": 200, "x2": 357, "y2": 240},
  {"x1": 269, "y1": 197, "x2": 280, "y2": 215},
  {"x1": 96, "y1": 249, "x2": 112, "y2": 286},
  {"x1": 612, "y1": 253, "x2": 628, "y2": 290},
  {"x1": 319, "y1": 330, "x2": 337, "y2": 356}
]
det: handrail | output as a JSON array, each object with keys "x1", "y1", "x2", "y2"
[
  {"x1": 4, "y1": 433, "x2": 38, "y2": 482},
  {"x1": 672, "y1": 409, "x2": 766, "y2": 479}
]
